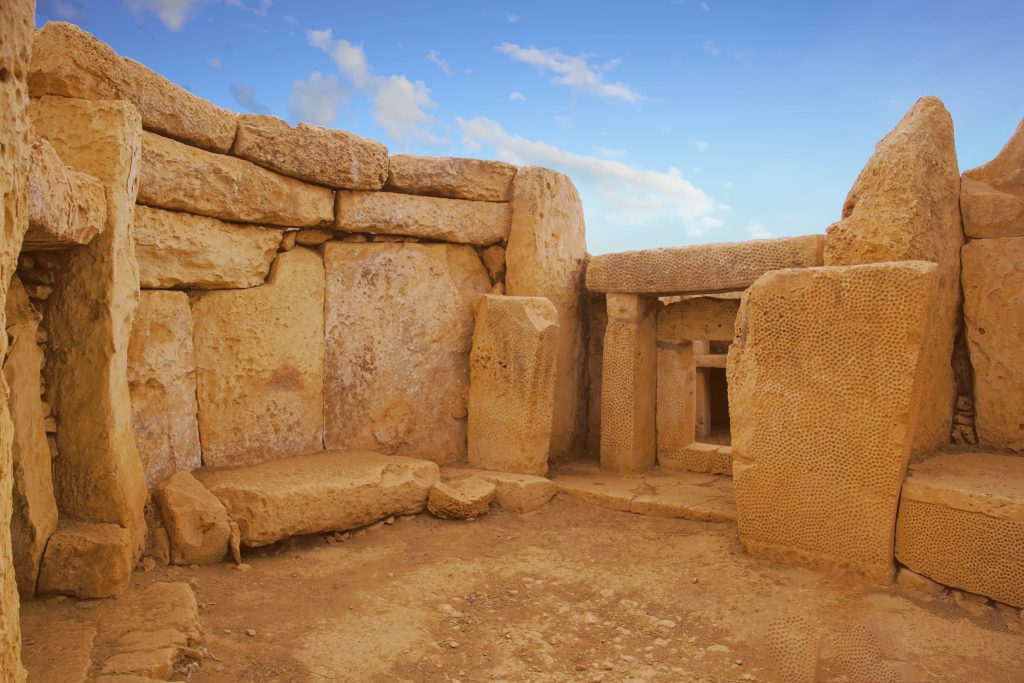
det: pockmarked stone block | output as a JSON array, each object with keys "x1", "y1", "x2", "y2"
[
  {"x1": 37, "y1": 521, "x2": 134, "y2": 598},
  {"x1": 192, "y1": 248, "x2": 325, "y2": 467},
  {"x1": 26, "y1": 134, "x2": 106, "y2": 250},
  {"x1": 138, "y1": 131, "x2": 334, "y2": 227},
  {"x1": 385, "y1": 155, "x2": 517, "y2": 201},
  {"x1": 29, "y1": 22, "x2": 237, "y2": 152},
  {"x1": 134, "y1": 205, "x2": 282, "y2": 290},
  {"x1": 585, "y1": 235, "x2": 824, "y2": 296},
  {"x1": 728, "y1": 261, "x2": 938, "y2": 581},
  {"x1": 658, "y1": 296, "x2": 740, "y2": 342},
  {"x1": 961, "y1": 116, "x2": 1024, "y2": 239},
  {"x1": 428, "y1": 478, "x2": 496, "y2": 520},
  {"x1": 655, "y1": 341, "x2": 695, "y2": 465},
  {"x1": 895, "y1": 452, "x2": 1024, "y2": 608},
  {"x1": 441, "y1": 467, "x2": 556, "y2": 513},
  {"x1": 586, "y1": 294, "x2": 607, "y2": 456},
  {"x1": 468, "y1": 295, "x2": 559, "y2": 476},
  {"x1": 155, "y1": 471, "x2": 231, "y2": 565}
]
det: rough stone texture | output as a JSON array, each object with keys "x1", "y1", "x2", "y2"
[
  {"x1": 585, "y1": 293, "x2": 607, "y2": 457},
  {"x1": 324, "y1": 242, "x2": 490, "y2": 464},
  {"x1": 467, "y1": 295, "x2": 559, "y2": 476},
  {"x1": 728, "y1": 262, "x2": 938, "y2": 581},
  {"x1": 658, "y1": 297, "x2": 740, "y2": 342},
  {"x1": 154, "y1": 471, "x2": 231, "y2": 565},
  {"x1": 824, "y1": 97, "x2": 963, "y2": 458},
  {"x1": 600, "y1": 294, "x2": 657, "y2": 474},
  {"x1": 506, "y1": 167, "x2": 589, "y2": 461},
  {"x1": 36, "y1": 521, "x2": 134, "y2": 598},
  {"x1": 585, "y1": 235, "x2": 824, "y2": 296},
  {"x1": 4, "y1": 277, "x2": 58, "y2": 597},
  {"x1": 428, "y1": 478, "x2": 497, "y2": 519},
  {"x1": 962, "y1": 237, "x2": 1024, "y2": 450},
  {"x1": 196, "y1": 450, "x2": 440, "y2": 546},
  {"x1": 192, "y1": 248, "x2": 325, "y2": 467},
  {"x1": 659, "y1": 442, "x2": 732, "y2": 476},
  {"x1": 127, "y1": 291, "x2": 201, "y2": 486},
  {"x1": 19, "y1": 618, "x2": 96, "y2": 683},
  {"x1": 896, "y1": 566, "x2": 946, "y2": 596},
  {"x1": 441, "y1": 467, "x2": 556, "y2": 513},
  {"x1": 961, "y1": 116, "x2": 1024, "y2": 238},
  {"x1": 138, "y1": 131, "x2": 334, "y2": 228},
  {"x1": 656, "y1": 341, "x2": 696, "y2": 468},
  {"x1": 385, "y1": 155, "x2": 516, "y2": 202},
  {"x1": 482, "y1": 245, "x2": 506, "y2": 282},
  {"x1": 895, "y1": 452, "x2": 1024, "y2": 608},
  {"x1": 31, "y1": 96, "x2": 149, "y2": 555},
  {"x1": 232, "y1": 114, "x2": 388, "y2": 190},
  {"x1": 335, "y1": 190, "x2": 511, "y2": 245},
  {"x1": 133, "y1": 205, "x2": 282, "y2": 290},
  {"x1": 29, "y1": 22, "x2": 237, "y2": 152},
  {"x1": 26, "y1": 133, "x2": 105, "y2": 250}
]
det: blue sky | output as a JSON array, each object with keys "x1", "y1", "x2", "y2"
[{"x1": 36, "y1": 0, "x2": 1024, "y2": 254}]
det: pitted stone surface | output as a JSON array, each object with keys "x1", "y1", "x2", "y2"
[
  {"x1": 428, "y1": 478, "x2": 497, "y2": 520},
  {"x1": 656, "y1": 342, "x2": 695, "y2": 466},
  {"x1": 961, "y1": 116, "x2": 1024, "y2": 239},
  {"x1": 385, "y1": 155, "x2": 516, "y2": 201},
  {"x1": 155, "y1": 471, "x2": 231, "y2": 565},
  {"x1": 658, "y1": 297, "x2": 740, "y2": 342}
]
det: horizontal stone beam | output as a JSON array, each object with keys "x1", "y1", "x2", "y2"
[
  {"x1": 658, "y1": 296, "x2": 740, "y2": 342},
  {"x1": 586, "y1": 235, "x2": 825, "y2": 295},
  {"x1": 695, "y1": 354, "x2": 727, "y2": 369},
  {"x1": 25, "y1": 134, "x2": 105, "y2": 250},
  {"x1": 384, "y1": 155, "x2": 517, "y2": 202}
]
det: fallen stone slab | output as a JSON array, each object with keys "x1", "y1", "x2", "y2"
[
  {"x1": 428, "y1": 478, "x2": 496, "y2": 520},
  {"x1": 155, "y1": 471, "x2": 231, "y2": 565},
  {"x1": 384, "y1": 155, "x2": 516, "y2": 201},
  {"x1": 26, "y1": 133, "x2": 106, "y2": 250},
  {"x1": 37, "y1": 521, "x2": 134, "y2": 598},
  {"x1": 441, "y1": 467, "x2": 556, "y2": 513},
  {"x1": 196, "y1": 450, "x2": 440, "y2": 546}
]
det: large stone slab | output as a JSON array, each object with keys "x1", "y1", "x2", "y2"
[
  {"x1": 961, "y1": 116, "x2": 1024, "y2": 239},
  {"x1": 335, "y1": 190, "x2": 510, "y2": 245},
  {"x1": 154, "y1": 471, "x2": 230, "y2": 565},
  {"x1": 29, "y1": 22, "x2": 237, "y2": 152},
  {"x1": 506, "y1": 167, "x2": 589, "y2": 461},
  {"x1": 196, "y1": 450, "x2": 440, "y2": 546},
  {"x1": 585, "y1": 235, "x2": 824, "y2": 296},
  {"x1": 191, "y1": 248, "x2": 325, "y2": 467},
  {"x1": 26, "y1": 133, "x2": 106, "y2": 250},
  {"x1": 385, "y1": 155, "x2": 516, "y2": 201},
  {"x1": 467, "y1": 295, "x2": 559, "y2": 476},
  {"x1": 232, "y1": 114, "x2": 388, "y2": 190},
  {"x1": 728, "y1": 261, "x2": 938, "y2": 581},
  {"x1": 37, "y1": 521, "x2": 134, "y2": 598},
  {"x1": 134, "y1": 204, "x2": 282, "y2": 290},
  {"x1": 138, "y1": 131, "x2": 334, "y2": 228},
  {"x1": 962, "y1": 236, "x2": 1024, "y2": 450},
  {"x1": 658, "y1": 296, "x2": 740, "y2": 342},
  {"x1": 825, "y1": 97, "x2": 963, "y2": 457},
  {"x1": 323, "y1": 242, "x2": 490, "y2": 464},
  {"x1": 655, "y1": 340, "x2": 696, "y2": 470},
  {"x1": 127, "y1": 290, "x2": 202, "y2": 486}
]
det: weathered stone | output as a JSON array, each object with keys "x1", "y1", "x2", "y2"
[
  {"x1": 481, "y1": 245, "x2": 506, "y2": 282},
  {"x1": 659, "y1": 442, "x2": 732, "y2": 476},
  {"x1": 428, "y1": 478, "x2": 496, "y2": 519},
  {"x1": 961, "y1": 115, "x2": 1024, "y2": 238},
  {"x1": 323, "y1": 242, "x2": 490, "y2": 464},
  {"x1": 37, "y1": 521, "x2": 134, "y2": 598},
  {"x1": 384, "y1": 155, "x2": 516, "y2": 201},
  {"x1": 19, "y1": 618, "x2": 96, "y2": 683},
  {"x1": 138, "y1": 131, "x2": 334, "y2": 227},
  {"x1": 507, "y1": 167, "x2": 589, "y2": 461},
  {"x1": 127, "y1": 291, "x2": 201, "y2": 486},
  {"x1": 191, "y1": 248, "x2": 325, "y2": 467},
  {"x1": 441, "y1": 467, "x2": 556, "y2": 513},
  {"x1": 26, "y1": 133, "x2": 106, "y2": 250},
  {"x1": 29, "y1": 22, "x2": 237, "y2": 152},
  {"x1": 294, "y1": 228, "x2": 333, "y2": 246},
  {"x1": 728, "y1": 261, "x2": 938, "y2": 581},
  {"x1": 585, "y1": 235, "x2": 824, "y2": 295},
  {"x1": 196, "y1": 450, "x2": 439, "y2": 546},
  {"x1": 154, "y1": 471, "x2": 230, "y2": 565},
  {"x1": 655, "y1": 341, "x2": 696, "y2": 469},
  {"x1": 232, "y1": 114, "x2": 388, "y2": 189},
  {"x1": 467, "y1": 295, "x2": 559, "y2": 476},
  {"x1": 658, "y1": 296, "x2": 740, "y2": 342},
  {"x1": 962, "y1": 237, "x2": 1024, "y2": 450},
  {"x1": 825, "y1": 97, "x2": 962, "y2": 457},
  {"x1": 335, "y1": 190, "x2": 510, "y2": 245},
  {"x1": 586, "y1": 294, "x2": 607, "y2": 456},
  {"x1": 896, "y1": 566, "x2": 946, "y2": 596},
  {"x1": 133, "y1": 205, "x2": 282, "y2": 290}
]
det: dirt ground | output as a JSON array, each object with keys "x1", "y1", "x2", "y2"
[{"x1": 22, "y1": 496, "x2": 1024, "y2": 682}]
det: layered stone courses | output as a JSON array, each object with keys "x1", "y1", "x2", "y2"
[{"x1": 385, "y1": 155, "x2": 517, "y2": 201}]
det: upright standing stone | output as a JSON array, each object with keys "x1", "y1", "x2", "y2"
[
  {"x1": 585, "y1": 293, "x2": 607, "y2": 457},
  {"x1": 655, "y1": 341, "x2": 696, "y2": 468}
]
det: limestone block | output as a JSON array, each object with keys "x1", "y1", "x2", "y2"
[
  {"x1": 962, "y1": 115, "x2": 1024, "y2": 238},
  {"x1": 658, "y1": 296, "x2": 740, "y2": 342},
  {"x1": 134, "y1": 205, "x2": 282, "y2": 290},
  {"x1": 895, "y1": 452, "x2": 1024, "y2": 608},
  {"x1": 482, "y1": 245, "x2": 506, "y2": 282},
  {"x1": 25, "y1": 134, "x2": 106, "y2": 250},
  {"x1": 335, "y1": 190, "x2": 510, "y2": 245},
  {"x1": 962, "y1": 237, "x2": 1024, "y2": 450},
  {"x1": 295, "y1": 228, "x2": 334, "y2": 246},
  {"x1": 442, "y1": 467, "x2": 556, "y2": 513},
  {"x1": 191, "y1": 248, "x2": 325, "y2": 467},
  {"x1": 586, "y1": 294, "x2": 607, "y2": 456},
  {"x1": 728, "y1": 261, "x2": 938, "y2": 581},
  {"x1": 154, "y1": 471, "x2": 230, "y2": 565},
  {"x1": 232, "y1": 114, "x2": 388, "y2": 189},
  {"x1": 196, "y1": 450, "x2": 440, "y2": 546},
  {"x1": 600, "y1": 294, "x2": 657, "y2": 474},
  {"x1": 506, "y1": 167, "x2": 589, "y2": 461},
  {"x1": 428, "y1": 478, "x2": 496, "y2": 519},
  {"x1": 585, "y1": 235, "x2": 824, "y2": 296},
  {"x1": 37, "y1": 521, "x2": 134, "y2": 598},
  {"x1": 655, "y1": 341, "x2": 695, "y2": 468},
  {"x1": 127, "y1": 291, "x2": 201, "y2": 486},
  {"x1": 138, "y1": 131, "x2": 334, "y2": 227},
  {"x1": 29, "y1": 22, "x2": 237, "y2": 152},
  {"x1": 384, "y1": 155, "x2": 516, "y2": 201},
  {"x1": 825, "y1": 97, "x2": 962, "y2": 457},
  {"x1": 323, "y1": 242, "x2": 490, "y2": 464}
]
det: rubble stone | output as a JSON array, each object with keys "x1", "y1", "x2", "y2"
[
  {"x1": 37, "y1": 521, "x2": 134, "y2": 598},
  {"x1": 428, "y1": 478, "x2": 497, "y2": 519},
  {"x1": 154, "y1": 471, "x2": 231, "y2": 565}
]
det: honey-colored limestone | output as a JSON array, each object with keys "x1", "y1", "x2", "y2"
[
  {"x1": 385, "y1": 155, "x2": 517, "y2": 201},
  {"x1": 232, "y1": 114, "x2": 388, "y2": 190},
  {"x1": 824, "y1": 96, "x2": 963, "y2": 457},
  {"x1": 36, "y1": 521, "x2": 134, "y2": 598},
  {"x1": 585, "y1": 294, "x2": 607, "y2": 456},
  {"x1": 441, "y1": 467, "x2": 557, "y2": 513},
  {"x1": 658, "y1": 296, "x2": 740, "y2": 342},
  {"x1": 323, "y1": 242, "x2": 490, "y2": 464},
  {"x1": 155, "y1": 471, "x2": 231, "y2": 565},
  {"x1": 191, "y1": 248, "x2": 325, "y2": 467},
  {"x1": 961, "y1": 116, "x2": 1024, "y2": 238},
  {"x1": 728, "y1": 261, "x2": 938, "y2": 581},
  {"x1": 133, "y1": 205, "x2": 282, "y2": 290},
  {"x1": 428, "y1": 478, "x2": 497, "y2": 520},
  {"x1": 26, "y1": 134, "x2": 105, "y2": 250},
  {"x1": 655, "y1": 341, "x2": 696, "y2": 469},
  {"x1": 29, "y1": 22, "x2": 237, "y2": 152},
  {"x1": 467, "y1": 295, "x2": 559, "y2": 476},
  {"x1": 138, "y1": 131, "x2": 334, "y2": 227},
  {"x1": 127, "y1": 291, "x2": 201, "y2": 486}
]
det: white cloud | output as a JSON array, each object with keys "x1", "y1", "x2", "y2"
[
  {"x1": 125, "y1": 0, "x2": 201, "y2": 31},
  {"x1": 225, "y1": 0, "x2": 270, "y2": 16},
  {"x1": 747, "y1": 221, "x2": 773, "y2": 239},
  {"x1": 505, "y1": 12, "x2": 520, "y2": 22},
  {"x1": 594, "y1": 145, "x2": 627, "y2": 159},
  {"x1": 289, "y1": 72, "x2": 347, "y2": 126},
  {"x1": 37, "y1": 0, "x2": 88, "y2": 22},
  {"x1": 508, "y1": 91, "x2": 526, "y2": 101},
  {"x1": 691, "y1": 139, "x2": 711, "y2": 152},
  {"x1": 703, "y1": 40, "x2": 721, "y2": 56},
  {"x1": 700, "y1": 2, "x2": 710, "y2": 11},
  {"x1": 230, "y1": 83, "x2": 271, "y2": 114},
  {"x1": 308, "y1": 29, "x2": 372, "y2": 88},
  {"x1": 208, "y1": 56, "x2": 223, "y2": 70},
  {"x1": 427, "y1": 49, "x2": 453, "y2": 75},
  {"x1": 496, "y1": 43, "x2": 642, "y2": 103}
]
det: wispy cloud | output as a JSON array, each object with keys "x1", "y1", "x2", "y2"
[
  {"x1": 125, "y1": 0, "x2": 201, "y2": 31},
  {"x1": 703, "y1": 40, "x2": 721, "y2": 56},
  {"x1": 37, "y1": 0, "x2": 87, "y2": 22},
  {"x1": 225, "y1": 0, "x2": 271, "y2": 16},
  {"x1": 691, "y1": 140, "x2": 711, "y2": 152},
  {"x1": 495, "y1": 43, "x2": 642, "y2": 103},
  {"x1": 230, "y1": 83, "x2": 271, "y2": 115},
  {"x1": 505, "y1": 11, "x2": 520, "y2": 22},
  {"x1": 289, "y1": 72, "x2": 347, "y2": 126},
  {"x1": 208, "y1": 56, "x2": 224, "y2": 70},
  {"x1": 594, "y1": 145, "x2": 628, "y2": 159},
  {"x1": 508, "y1": 91, "x2": 526, "y2": 101},
  {"x1": 427, "y1": 49, "x2": 453, "y2": 75}
]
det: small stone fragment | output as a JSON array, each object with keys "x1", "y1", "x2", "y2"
[{"x1": 428, "y1": 478, "x2": 496, "y2": 520}]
